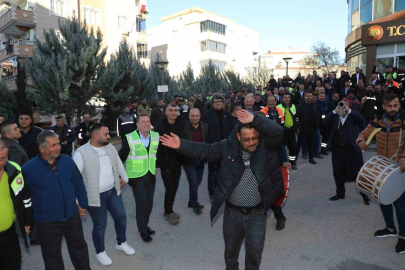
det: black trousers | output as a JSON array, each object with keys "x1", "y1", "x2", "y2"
[
  {"x1": 270, "y1": 205, "x2": 285, "y2": 220},
  {"x1": 161, "y1": 167, "x2": 182, "y2": 215},
  {"x1": 296, "y1": 128, "x2": 316, "y2": 159},
  {"x1": 283, "y1": 128, "x2": 297, "y2": 164},
  {"x1": 129, "y1": 178, "x2": 155, "y2": 233},
  {"x1": 0, "y1": 224, "x2": 21, "y2": 270},
  {"x1": 332, "y1": 146, "x2": 364, "y2": 197},
  {"x1": 320, "y1": 124, "x2": 330, "y2": 153},
  {"x1": 36, "y1": 211, "x2": 91, "y2": 270}
]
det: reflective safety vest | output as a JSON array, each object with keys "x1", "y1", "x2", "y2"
[
  {"x1": 7, "y1": 161, "x2": 25, "y2": 197},
  {"x1": 277, "y1": 104, "x2": 296, "y2": 117},
  {"x1": 126, "y1": 131, "x2": 159, "y2": 178}
]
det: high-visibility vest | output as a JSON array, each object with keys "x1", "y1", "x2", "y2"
[
  {"x1": 7, "y1": 161, "x2": 25, "y2": 197},
  {"x1": 277, "y1": 104, "x2": 296, "y2": 117},
  {"x1": 125, "y1": 131, "x2": 159, "y2": 178}
]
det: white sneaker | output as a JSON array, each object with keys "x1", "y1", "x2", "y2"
[
  {"x1": 96, "y1": 251, "x2": 112, "y2": 266},
  {"x1": 116, "y1": 242, "x2": 135, "y2": 255}
]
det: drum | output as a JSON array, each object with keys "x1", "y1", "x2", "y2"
[
  {"x1": 274, "y1": 166, "x2": 290, "y2": 207},
  {"x1": 356, "y1": 155, "x2": 405, "y2": 205}
]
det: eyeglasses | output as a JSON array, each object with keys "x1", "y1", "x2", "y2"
[{"x1": 242, "y1": 136, "x2": 259, "y2": 143}]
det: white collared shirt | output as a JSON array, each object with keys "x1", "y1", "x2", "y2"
[{"x1": 333, "y1": 109, "x2": 352, "y2": 126}]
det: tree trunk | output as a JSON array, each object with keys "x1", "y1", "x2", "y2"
[{"x1": 15, "y1": 58, "x2": 33, "y2": 116}]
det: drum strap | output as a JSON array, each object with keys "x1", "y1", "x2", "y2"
[{"x1": 391, "y1": 128, "x2": 404, "y2": 160}]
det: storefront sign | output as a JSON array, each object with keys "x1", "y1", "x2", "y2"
[{"x1": 361, "y1": 18, "x2": 405, "y2": 46}]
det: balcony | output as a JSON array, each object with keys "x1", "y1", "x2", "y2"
[
  {"x1": 0, "y1": 7, "x2": 37, "y2": 35},
  {"x1": 0, "y1": 39, "x2": 35, "y2": 62},
  {"x1": 1, "y1": 74, "x2": 32, "y2": 91}
]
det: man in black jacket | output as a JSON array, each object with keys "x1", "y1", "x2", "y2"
[
  {"x1": 117, "y1": 105, "x2": 136, "y2": 140},
  {"x1": 296, "y1": 91, "x2": 321, "y2": 164},
  {"x1": 47, "y1": 116, "x2": 76, "y2": 156},
  {"x1": 160, "y1": 110, "x2": 284, "y2": 270},
  {"x1": 358, "y1": 84, "x2": 379, "y2": 126},
  {"x1": 182, "y1": 108, "x2": 209, "y2": 215},
  {"x1": 18, "y1": 113, "x2": 42, "y2": 159},
  {"x1": 351, "y1": 67, "x2": 366, "y2": 87},
  {"x1": 194, "y1": 93, "x2": 207, "y2": 114},
  {"x1": 154, "y1": 104, "x2": 185, "y2": 225},
  {"x1": 0, "y1": 121, "x2": 29, "y2": 166},
  {"x1": 77, "y1": 114, "x2": 93, "y2": 146},
  {"x1": 150, "y1": 99, "x2": 166, "y2": 127},
  {"x1": 202, "y1": 94, "x2": 233, "y2": 203}
]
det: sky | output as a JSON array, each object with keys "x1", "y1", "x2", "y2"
[{"x1": 147, "y1": 0, "x2": 349, "y2": 57}]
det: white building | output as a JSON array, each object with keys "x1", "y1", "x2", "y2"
[
  {"x1": 148, "y1": 7, "x2": 259, "y2": 78},
  {"x1": 260, "y1": 47, "x2": 317, "y2": 79}
]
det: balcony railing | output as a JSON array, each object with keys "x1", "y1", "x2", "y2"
[
  {"x1": 0, "y1": 39, "x2": 35, "y2": 61},
  {"x1": 2, "y1": 74, "x2": 32, "y2": 91},
  {"x1": 0, "y1": 7, "x2": 37, "y2": 35}
]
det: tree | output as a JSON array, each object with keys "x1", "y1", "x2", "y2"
[
  {"x1": 244, "y1": 64, "x2": 272, "y2": 89},
  {"x1": 149, "y1": 62, "x2": 176, "y2": 103},
  {"x1": 178, "y1": 62, "x2": 197, "y2": 97},
  {"x1": 0, "y1": 83, "x2": 17, "y2": 121},
  {"x1": 194, "y1": 61, "x2": 229, "y2": 95},
  {"x1": 15, "y1": 58, "x2": 33, "y2": 116},
  {"x1": 224, "y1": 69, "x2": 245, "y2": 91},
  {"x1": 26, "y1": 13, "x2": 107, "y2": 125}
]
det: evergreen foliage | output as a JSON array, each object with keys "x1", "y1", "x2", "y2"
[{"x1": 0, "y1": 83, "x2": 17, "y2": 121}]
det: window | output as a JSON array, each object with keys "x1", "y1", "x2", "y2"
[
  {"x1": 136, "y1": 17, "x2": 146, "y2": 32},
  {"x1": 50, "y1": 0, "x2": 67, "y2": 17},
  {"x1": 360, "y1": 0, "x2": 372, "y2": 25},
  {"x1": 83, "y1": 7, "x2": 101, "y2": 25},
  {"x1": 201, "y1": 40, "x2": 226, "y2": 53},
  {"x1": 352, "y1": 0, "x2": 359, "y2": 12},
  {"x1": 200, "y1": 60, "x2": 227, "y2": 71},
  {"x1": 137, "y1": 43, "x2": 147, "y2": 58},
  {"x1": 350, "y1": 0, "x2": 360, "y2": 32},
  {"x1": 200, "y1": 20, "x2": 226, "y2": 35},
  {"x1": 118, "y1": 16, "x2": 127, "y2": 29},
  {"x1": 373, "y1": 0, "x2": 393, "y2": 21},
  {"x1": 395, "y1": 0, "x2": 405, "y2": 12}
]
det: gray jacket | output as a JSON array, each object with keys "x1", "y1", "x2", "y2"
[{"x1": 2, "y1": 137, "x2": 29, "y2": 166}]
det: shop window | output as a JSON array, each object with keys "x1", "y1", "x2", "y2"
[
  {"x1": 396, "y1": 0, "x2": 405, "y2": 12},
  {"x1": 397, "y1": 43, "x2": 405, "y2": 54},
  {"x1": 373, "y1": 0, "x2": 393, "y2": 21},
  {"x1": 360, "y1": 0, "x2": 372, "y2": 25}
]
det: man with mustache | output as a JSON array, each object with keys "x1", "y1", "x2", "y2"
[
  {"x1": 160, "y1": 109, "x2": 284, "y2": 269},
  {"x1": 357, "y1": 94, "x2": 405, "y2": 254}
]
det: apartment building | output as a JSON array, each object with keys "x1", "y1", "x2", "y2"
[{"x1": 148, "y1": 7, "x2": 259, "y2": 78}]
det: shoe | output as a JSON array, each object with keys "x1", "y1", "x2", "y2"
[
  {"x1": 188, "y1": 203, "x2": 204, "y2": 209},
  {"x1": 309, "y1": 159, "x2": 317, "y2": 164},
  {"x1": 374, "y1": 228, "x2": 398, "y2": 238},
  {"x1": 276, "y1": 217, "x2": 286, "y2": 231},
  {"x1": 362, "y1": 196, "x2": 370, "y2": 205},
  {"x1": 313, "y1": 154, "x2": 324, "y2": 159},
  {"x1": 140, "y1": 232, "x2": 153, "y2": 242},
  {"x1": 116, "y1": 242, "x2": 135, "y2": 255},
  {"x1": 329, "y1": 194, "x2": 345, "y2": 201},
  {"x1": 321, "y1": 150, "x2": 329, "y2": 156},
  {"x1": 193, "y1": 206, "x2": 203, "y2": 215},
  {"x1": 147, "y1": 227, "x2": 155, "y2": 235},
  {"x1": 173, "y1": 212, "x2": 180, "y2": 219},
  {"x1": 302, "y1": 154, "x2": 308, "y2": 160},
  {"x1": 291, "y1": 164, "x2": 298, "y2": 170},
  {"x1": 210, "y1": 195, "x2": 214, "y2": 204},
  {"x1": 96, "y1": 251, "x2": 112, "y2": 266},
  {"x1": 164, "y1": 213, "x2": 180, "y2": 225},
  {"x1": 396, "y1": 238, "x2": 405, "y2": 254}
]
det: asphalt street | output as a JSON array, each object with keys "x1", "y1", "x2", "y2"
[{"x1": 21, "y1": 146, "x2": 404, "y2": 270}]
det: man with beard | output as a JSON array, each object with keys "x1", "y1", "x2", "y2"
[
  {"x1": 351, "y1": 67, "x2": 366, "y2": 87},
  {"x1": 160, "y1": 109, "x2": 284, "y2": 269},
  {"x1": 77, "y1": 114, "x2": 93, "y2": 146},
  {"x1": 117, "y1": 105, "x2": 137, "y2": 140},
  {"x1": 150, "y1": 99, "x2": 166, "y2": 127},
  {"x1": 254, "y1": 94, "x2": 267, "y2": 109},
  {"x1": 330, "y1": 93, "x2": 340, "y2": 110},
  {"x1": 194, "y1": 93, "x2": 207, "y2": 113},
  {"x1": 74, "y1": 124, "x2": 134, "y2": 265},
  {"x1": 358, "y1": 84, "x2": 379, "y2": 126},
  {"x1": 137, "y1": 99, "x2": 150, "y2": 116},
  {"x1": 357, "y1": 94, "x2": 405, "y2": 254},
  {"x1": 317, "y1": 93, "x2": 332, "y2": 155}
]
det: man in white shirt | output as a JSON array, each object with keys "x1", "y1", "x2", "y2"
[{"x1": 73, "y1": 123, "x2": 135, "y2": 266}]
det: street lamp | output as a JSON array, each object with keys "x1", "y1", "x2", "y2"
[
  {"x1": 283, "y1": 57, "x2": 293, "y2": 76},
  {"x1": 155, "y1": 60, "x2": 169, "y2": 100}
]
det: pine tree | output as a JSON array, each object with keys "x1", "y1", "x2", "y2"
[
  {"x1": 224, "y1": 70, "x2": 244, "y2": 91},
  {"x1": 194, "y1": 61, "x2": 229, "y2": 96},
  {"x1": 149, "y1": 62, "x2": 177, "y2": 103},
  {"x1": 178, "y1": 62, "x2": 197, "y2": 97},
  {"x1": 26, "y1": 13, "x2": 107, "y2": 125},
  {"x1": 15, "y1": 58, "x2": 33, "y2": 116},
  {"x1": 0, "y1": 83, "x2": 17, "y2": 121}
]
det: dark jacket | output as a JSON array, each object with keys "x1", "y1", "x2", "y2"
[
  {"x1": 22, "y1": 154, "x2": 89, "y2": 222},
  {"x1": 351, "y1": 72, "x2": 366, "y2": 86},
  {"x1": 294, "y1": 91, "x2": 305, "y2": 106},
  {"x1": 357, "y1": 92, "x2": 379, "y2": 120},
  {"x1": 194, "y1": 98, "x2": 207, "y2": 114},
  {"x1": 47, "y1": 124, "x2": 76, "y2": 156},
  {"x1": 182, "y1": 121, "x2": 209, "y2": 143},
  {"x1": 150, "y1": 107, "x2": 166, "y2": 127},
  {"x1": 4, "y1": 161, "x2": 33, "y2": 247},
  {"x1": 77, "y1": 122, "x2": 93, "y2": 146},
  {"x1": 154, "y1": 118, "x2": 185, "y2": 169},
  {"x1": 202, "y1": 109, "x2": 233, "y2": 143},
  {"x1": 177, "y1": 115, "x2": 284, "y2": 219},
  {"x1": 2, "y1": 137, "x2": 29, "y2": 166},
  {"x1": 18, "y1": 126, "x2": 42, "y2": 160},
  {"x1": 323, "y1": 110, "x2": 366, "y2": 153},
  {"x1": 296, "y1": 102, "x2": 321, "y2": 131},
  {"x1": 117, "y1": 114, "x2": 136, "y2": 137}
]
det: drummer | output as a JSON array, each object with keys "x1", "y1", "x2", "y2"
[
  {"x1": 357, "y1": 93, "x2": 405, "y2": 254},
  {"x1": 323, "y1": 100, "x2": 370, "y2": 204}
]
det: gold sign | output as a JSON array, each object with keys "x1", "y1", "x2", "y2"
[{"x1": 387, "y1": 25, "x2": 405, "y2": 37}]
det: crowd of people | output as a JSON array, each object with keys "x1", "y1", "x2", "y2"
[{"x1": 0, "y1": 64, "x2": 405, "y2": 270}]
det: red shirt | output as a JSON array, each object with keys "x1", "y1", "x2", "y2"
[{"x1": 190, "y1": 123, "x2": 203, "y2": 143}]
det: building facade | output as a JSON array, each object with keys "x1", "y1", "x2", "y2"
[
  {"x1": 148, "y1": 7, "x2": 259, "y2": 78},
  {"x1": 346, "y1": 0, "x2": 405, "y2": 79}
]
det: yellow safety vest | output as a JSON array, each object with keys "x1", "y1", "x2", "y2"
[
  {"x1": 8, "y1": 161, "x2": 24, "y2": 197},
  {"x1": 126, "y1": 130, "x2": 159, "y2": 178}
]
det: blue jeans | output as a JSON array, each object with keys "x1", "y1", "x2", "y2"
[
  {"x1": 184, "y1": 159, "x2": 205, "y2": 206},
  {"x1": 380, "y1": 191, "x2": 405, "y2": 237},
  {"x1": 88, "y1": 188, "x2": 127, "y2": 254},
  {"x1": 223, "y1": 206, "x2": 267, "y2": 270},
  {"x1": 302, "y1": 129, "x2": 320, "y2": 156}
]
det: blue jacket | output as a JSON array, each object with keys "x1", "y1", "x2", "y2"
[
  {"x1": 323, "y1": 110, "x2": 366, "y2": 154},
  {"x1": 22, "y1": 154, "x2": 88, "y2": 222}
]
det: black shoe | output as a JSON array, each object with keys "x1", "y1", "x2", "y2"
[
  {"x1": 291, "y1": 164, "x2": 298, "y2": 170},
  {"x1": 140, "y1": 232, "x2": 153, "y2": 242},
  {"x1": 362, "y1": 196, "x2": 370, "y2": 205},
  {"x1": 309, "y1": 159, "x2": 317, "y2": 164},
  {"x1": 276, "y1": 217, "x2": 286, "y2": 231},
  {"x1": 210, "y1": 195, "x2": 214, "y2": 204},
  {"x1": 374, "y1": 228, "x2": 398, "y2": 238},
  {"x1": 313, "y1": 154, "x2": 324, "y2": 159},
  {"x1": 147, "y1": 227, "x2": 155, "y2": 235},
  {"x1": 329, "y1": 194, "x2": 345, "y2": 201},
  {"x1": 321, "y1": 150, "x2": 329, "y2": 156},
  {"x1": 188, "y1": 203, "x2": 204, "y2": 209},
  {"x1": 396, "y1": 238, "x2": 405, "y2": 254},
  {"x1": 193, "y1": 207, "x2": 203, "y2": 215},
  {"x1": 302, "y1": 154, "x2": 308, "y2": 160}
]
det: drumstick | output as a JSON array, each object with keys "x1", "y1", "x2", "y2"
[{"x1": 362, "y1": 128, "x2": 382, "y2": 152}]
